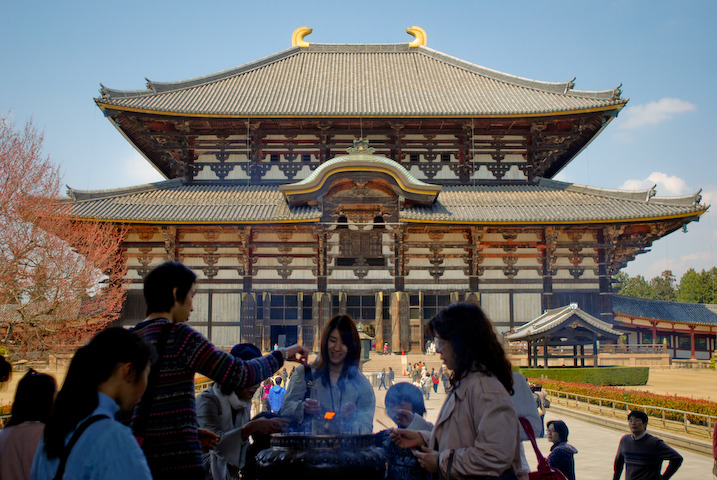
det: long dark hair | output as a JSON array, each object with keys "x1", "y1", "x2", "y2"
[
  {"x1": 428, "y1": 302, "x2": 513, "y2": 395},
  {"x1": 312, "y1": 314, "x2": 361, "y2": 381},
  {"x1": 7, "y1": 369, "x2": 57, "y2": 427},
  {"x1": 43, "y1": 328, "x2": 155, "y2": 458},
  {"x1": 143, "y1": 261, "x2": 196, "y2": 315}
]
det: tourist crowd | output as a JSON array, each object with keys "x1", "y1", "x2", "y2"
[{"x1": 0, "y1": 261, "x2": 690, "y2": 480}]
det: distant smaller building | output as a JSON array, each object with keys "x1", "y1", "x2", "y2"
[
  {"x1": 612, "y1": 295, "x2": 717, "y2": 360},
  {"x1": 507, "y1": 303, "x2": 621, "y2": 367}
]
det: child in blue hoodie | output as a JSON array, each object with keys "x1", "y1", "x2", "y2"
[{"x1": 267, "y1": 377, "x2": 286, "y2": 413}]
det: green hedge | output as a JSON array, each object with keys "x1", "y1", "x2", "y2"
[{"x1": 516, "y1": 367, "x2": 649, "y2": 386}]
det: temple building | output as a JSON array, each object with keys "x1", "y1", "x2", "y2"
[
  {"x1": 612, "y1": 295, "x2": 717, "y2": 361},
  {"x1": 69, "y1": 27, "x2": 707, "y2": 352}
]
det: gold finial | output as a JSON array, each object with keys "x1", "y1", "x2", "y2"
[
  {"x1": 406, "y1": 26, "x2": 427, "y2": 47},
  {"x1": 347, "y1": 138, "x2": 375, "y2": 155},
  {"x1": 292, "y1": 26, "x2": 312, "y2": 47}
]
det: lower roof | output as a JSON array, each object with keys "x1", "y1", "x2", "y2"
[
  {"x1": 66, "y1": 177, "x2": 705, "y2": 225},
  {"x1": 507, "y1": 303, "x2": 622, "y2": 341},
  {"x1": 612, "y1": 295, "x2": 717, "y2": 326}
]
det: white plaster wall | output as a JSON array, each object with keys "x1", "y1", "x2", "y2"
[{"x1": 481, "y1": 293, "x2": 510, "y2": 324}]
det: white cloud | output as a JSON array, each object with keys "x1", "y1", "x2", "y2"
[
  {"x1": 619, "y1": 171, "x2": 689, "y2": 196},
  {"x1": 619, "y1": 97, "x2": 696, "y2": 129},
  {"x1": 701, "y1": 189, "x2": 717, "y2": 206}
]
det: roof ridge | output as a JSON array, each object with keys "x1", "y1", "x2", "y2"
[
  {"x1": 414, "y1": 47, "x2": 620, "y2": 99},
  {"x1": 66, "y1": 178, "x2": 185, "y2": 201},
  {"x1": 537, "y1": 178, "x2": 705, "y2": 207},
  {"x1": 97, "y1": 43, "x2": 624, "y2": 102},
  {"x1": 98, "y1": 47, "x2": 303, "y2": 99}
]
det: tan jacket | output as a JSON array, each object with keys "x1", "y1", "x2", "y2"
[{"x1": 420, "y1": 371, "x2": 521, "y2": 479}]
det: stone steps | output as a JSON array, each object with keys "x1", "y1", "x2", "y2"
[{"x1": 362, "y1": 352, "x2": 444, "y2": 374}]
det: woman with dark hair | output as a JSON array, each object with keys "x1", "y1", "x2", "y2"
[
  {"x1": 131, "y1": 261, "x2": 308, "y2": 479},
  {"x1": 546, "y1": 420, "x2": 577, "y2": 480},
  {"x1": 31, "y1": 328, "x2": 154, "y2": 479},
  {"x1": 392, "y1": 302, "x2": 521, "y2": 480},
  {"x1": 0, "y1": 370, "x2": 57, "y2": 480},
  {"x1": 281, "y1": 314, "x2": 375, "y2": 433}
]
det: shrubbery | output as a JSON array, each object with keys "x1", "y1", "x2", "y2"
[
  {"x1": 531, "y1": 378, "x2": 717, "y2": 425},
  {"x1": 517, "y1": 366, "x2": 649, "y2": 386}
]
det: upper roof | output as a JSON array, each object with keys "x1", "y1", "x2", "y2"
[
  {"x1": 66, "y1": 177, "x2": 705, "y2": 225},
  {"x1": 507, "y1": 303, "x2": 622, "y2": 341},
  {"x1": 612, "y1": 295, "x2": 717, "y2": 326},
  {"x1": 96, "y1": 43, "x2": 626, "y2": 118}
]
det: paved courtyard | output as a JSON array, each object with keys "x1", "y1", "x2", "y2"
[{"x1": 373, "y1": 379, "x2": 714, "y2": 479}]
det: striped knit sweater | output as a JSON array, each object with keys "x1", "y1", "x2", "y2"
[{"x1": 131, "y1": 318, "x2": 283, "y2": 479}]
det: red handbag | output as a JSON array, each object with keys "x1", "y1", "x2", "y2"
[{"x1": 518, "y1": 418, "x2": 568, "y2": 480}]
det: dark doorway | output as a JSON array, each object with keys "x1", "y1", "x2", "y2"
[{"x1": 270, "y1": 325, "x2": 298, "y2": 348}]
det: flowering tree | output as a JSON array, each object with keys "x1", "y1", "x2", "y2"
[{"x1": 0, "y1": 114, "x2": 127, "y2": 359}]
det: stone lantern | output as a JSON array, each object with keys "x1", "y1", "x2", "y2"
[{"x1": 356, "y1": 321, "x2": 373, "y2": 364}]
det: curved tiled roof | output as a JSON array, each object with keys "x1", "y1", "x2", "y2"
[
  {"x1": 66, "y1": 178, "x2": 706, "y2": 225},
  {"x1": 612, "y1": 295, "x2": 717, "y2": 326},
  {"x1": 96, "y1": 43, "x2": 626, "y2": 117},
  {"x1": 67, "y1": 179, "x2": 320, "y2": 223},
  {"x1": 281, "y1": 154, "x2": 441, "y2": 204},
  {"x1": 507, "y1": 303, "x2": 622, "y2": 340},
  {"x1": 401, "y1": 178, "x2": 706, "y2": 224}
]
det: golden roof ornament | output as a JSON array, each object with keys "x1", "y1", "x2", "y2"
[
  {"x1": 406, "y1": 26, "x2": 427, "y2": 47},
  {"x1": 347, "y1": 138, "x2": 375, "y2": 155},
  {"x1": 292, "y1": 26, "x2": 312, "y2": 47}
]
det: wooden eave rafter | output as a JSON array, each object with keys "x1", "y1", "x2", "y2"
[
  {"x1": 400, "y1": 210, "x2": 707, "y2": 225},
  {"x1": 102, "y1": 108, "x2": 617, "y2": 181},
  {"x1": 96, "y1": 102, "x2": 624, "y2": 120},
  {"x1": 614, "y1": 313, "x2": 715, "y2": 329}
]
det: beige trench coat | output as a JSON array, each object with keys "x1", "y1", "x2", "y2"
[{"x1": 420, "y1": 371, "x2": 521, "y2": 479}]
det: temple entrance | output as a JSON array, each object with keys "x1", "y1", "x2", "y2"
[{"x1": 270, "y1": 325, "x2": 298, "y2": 348}]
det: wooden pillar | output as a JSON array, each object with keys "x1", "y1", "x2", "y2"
[
  {"x1": 374, "y1": 292, "x2": 384, "y2": 352},
  {"x1": 593, "y1": 340, "x2": 599, "y2": 367},
  {"x1": 580, "y1": 345, "x2": 585, "y2": 366},
  {"x1": 690, "y1": 326, "x2": 696, "y2": 359},
  {"x1": 573, "y1": 345, "x2": 578, "y2": 367},
  {"x1": 240, "y1": 292, "x2": 257, "y2": 345},
  {"x1": 390, "y1": 292, "x2": 409, "y2": 353},
  {"x1": 651, "y1": 323, "x2": 658, "y2": 346},
  {"x1": 527, "y1": 340, "x2": 532, "y2": 367},
  {"x1": 312, "y1": 292, "x2": 331, "y2": 353},
  {"x1": 262, "y1": 292, "x2": 271, "y2": 351},
  {"x1": 542, "y1": 338, "x2": 548, "y2": 368}
]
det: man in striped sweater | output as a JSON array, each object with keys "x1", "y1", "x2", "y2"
[{"x1": 131, "y1": 262, "x2": 309, "y2": 480}]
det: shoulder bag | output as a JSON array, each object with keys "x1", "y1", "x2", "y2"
[
  {"x1": 53, "y1": 414, "x2": 110, "y2": 480},
  {"x1": 518, "y1": 417, "x2": 568, "y2": 480}
]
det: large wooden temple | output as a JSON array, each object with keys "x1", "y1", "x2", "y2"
[{"x1": 70, "y1": 27, "x2": 707, "y2": 352}]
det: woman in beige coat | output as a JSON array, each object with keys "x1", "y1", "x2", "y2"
[{"x1": 391, "y1": 303, "x2": 521, "y2": 480}]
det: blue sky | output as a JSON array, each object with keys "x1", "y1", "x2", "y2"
[{"x1": 1, "y1": 0, "x2": 715, "y2": 282}]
